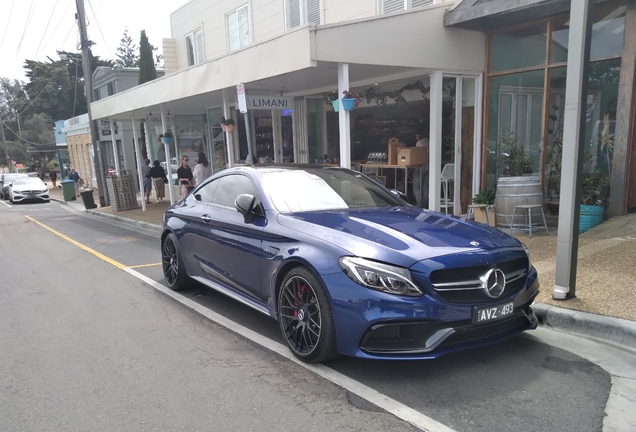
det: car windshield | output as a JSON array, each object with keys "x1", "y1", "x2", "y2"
[
  {"x1": 13, "y1": 177, "x2": 43, "y2": 187},
  {"x1": 260, "y1": 168, "x2": 404, "y2": 213},
  {"x1": 4, "y1": 175, "x2": 25, "y2": 184}
]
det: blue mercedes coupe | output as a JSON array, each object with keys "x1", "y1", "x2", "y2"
[{"x1": 161, "y1": 165, "x2": 539, "y2": 363}]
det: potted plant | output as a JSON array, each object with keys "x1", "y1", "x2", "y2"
[
  {"x1": 580, "y1": 150, "x2": 609, "y2": 233},
  {"x1": 221, "y1": 117, "x2": 235, "y2": 132},
  {"x1": 323, "y1": 92, "x2": 339, "y2": 112},
  {"x1": 472, "y1": 189, "x2": 497, "y2": 226},
  {"x1": 341, "y1": 90, "x2": 361, "y2": 111},
  {"x1": 494, "y1": 131, "x2": 542, "y2": 229},
  {"x1": 159, "y1": 131, "x2": 173, "y2": 144}
]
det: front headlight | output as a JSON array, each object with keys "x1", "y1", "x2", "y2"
[{"x1": 339, "y1": 257, "x2": 422, "y2": 297}]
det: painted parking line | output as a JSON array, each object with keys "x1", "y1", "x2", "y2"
[
  {"x1": 24, "y1": 215, "x2": 456, "y2": 432},
  {"x1": 0, "y1": 201, "x2": 11, "y2": 208},
  {"x1": 127, "y1": 263, "x2": 162, "y2": 269}
]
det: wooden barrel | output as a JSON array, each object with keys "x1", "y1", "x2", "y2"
[{"x1": 495, "y1": 176, "x2": 543, "y2": 228}]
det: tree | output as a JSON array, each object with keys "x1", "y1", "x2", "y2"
[
  {"x1": 21, "y1": 51, "x2": 112, "y2": 121},
  {"x1": 115, "y1": 28, "x2": 139, "y2": 68},
  {"x1": 138, "y1": 30, "x2": 158, "y2": 85}
]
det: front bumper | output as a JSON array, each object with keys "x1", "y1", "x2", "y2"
[
  {"x1": 11, "y1": 191, "x2": 50, "y2": 202},
  {"x1": 321, "y1": 267, "x2": 539, "y2": 360}
]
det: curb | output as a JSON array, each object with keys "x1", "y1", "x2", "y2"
[
  {"x1": 86, "y1": 209, "x2": 162, "y2": 234},
  {"x1": 533, "y1": 303, "x2": 636, "y2": 348},
  {"x1": 51, "y1": 196, "x2": 162, "y2": 234}
]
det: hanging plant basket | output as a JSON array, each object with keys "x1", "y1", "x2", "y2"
[
  {"x1": 221, "y1": 124, "x2": 227, "y2": 132},
  {"x1": 341, "y1": 98, "x2": 357, "y2": 111},
  {"x1": 161, "y1": 137, "x2": 172, "y2": 145},
  {"x1": 225, "y1": 124, "x2": 235, "y2": 133},
  {"x1": 331, "y1": 100, "x2": 340, "y2": 112}
]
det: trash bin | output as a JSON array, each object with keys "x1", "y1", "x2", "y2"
[
  {"x1": 79, "y1": 190, "x2": 97, "y2": 209},
  {"x1": 61, "y1": 180, "x2": 76, "y2": 201}
]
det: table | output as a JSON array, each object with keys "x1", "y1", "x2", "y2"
[{"x1": 361, "y1": 164, "x2": 426, "y2": 205}]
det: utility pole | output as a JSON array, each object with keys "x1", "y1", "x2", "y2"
[
  {"x1": 75, "y1": 0, "x2": 107, "y2": 207},
  {"x1": 0, "y1": 120, "x2": 12, "y2": 173}
]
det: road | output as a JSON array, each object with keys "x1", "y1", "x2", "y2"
[{"x1": 1, "y1": 200, "x2": 634, "y2": 432}]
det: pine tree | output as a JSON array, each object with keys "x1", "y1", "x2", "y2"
[
  {"x1": 138, "y1": 30, "x2": 157, "y2": 85},
  {"x1": 114, "y1": 29, "x2": 139, "y2": 68}
]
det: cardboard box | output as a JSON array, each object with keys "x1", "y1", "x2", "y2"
[
  {"x1": 387, "y1": 138, "x2": 401, "y2": 165},
  {"x1": 397, "y1": 147, "x2": 428, "y2": 166},
  {"x1": 474, "y1": 206, "x2": 497, "y2": 227}
]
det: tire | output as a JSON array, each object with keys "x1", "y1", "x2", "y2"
[
  {"x1": 277, "y1": 267, "x2": 337, "y2": 363},
  {"x1": 161, "y1": 233, "x2": 189, "y2": 291}
]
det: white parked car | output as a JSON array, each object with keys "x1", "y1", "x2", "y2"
[{"x1": 9, "y1": 177, "x2": 50, "y2": 204}]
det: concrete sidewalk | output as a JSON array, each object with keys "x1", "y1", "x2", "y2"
[{"x1": 48, "y1": 187, "x2": 636, "y2": 348}]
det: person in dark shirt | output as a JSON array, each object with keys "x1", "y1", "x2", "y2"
[
  {"x1": 68, "y1": 168, "x2": 81, "y2": 197},
  {"x1": 49, "y1": 169, "x2": 58, "y2": 189},
  {"x1": 176, "y1": 156, "x2": 193, "y2": 196},
  {"x1": 149, "y1": 160, "x2": 167, "y2": 203}
]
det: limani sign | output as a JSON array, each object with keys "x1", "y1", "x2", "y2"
[{"x1": 246, "y1": 95, "x2": 292, "y2": 110}]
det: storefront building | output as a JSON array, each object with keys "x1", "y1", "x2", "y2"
[
  {"x1": 446, "y1": 0, "x2": 636, "y2": 217},
  {"x1": 62, "y1": 114, "x2": 97, "y2": 188},
  {"x1": 89, "y1": 0, "x2": 484, "y2": 209}
]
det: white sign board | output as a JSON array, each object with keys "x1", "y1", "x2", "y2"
[
  {"x1": 246, "y1": 95, "x2": 292, "y2": 110},
  {"x1": 237, "y1": 83, "x2": 247, "y2": 113}
]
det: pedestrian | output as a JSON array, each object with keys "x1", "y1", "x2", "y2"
[
  {"x1": 177, "y1": 155, "x2": 193, "y2": 196},
  {"x1": 412, "y1": 131, "x2": 429, "y2": 208},
  {"x1": 141, "y1": 159, "x2": 152, "y2": 204},
  {"x1": 192, "y1": 152, "x2": 212, "y2": 187},
  {"x1": 150, "y1": 160, "x2": 167, "y2": 203},
  {"x1": 49, "y1": 168, "x2": 57, "y2": 189},
  {"x1": 68, "y1": 168, "x2": 81, "y2": 198}
]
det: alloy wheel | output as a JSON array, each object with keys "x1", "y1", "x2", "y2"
[
  {"x1": 162, "y1": 237, "x2": 179, "y2": 286},
  {"x1": 279, "y1": 276, "x2": 322, "y2": 356}
]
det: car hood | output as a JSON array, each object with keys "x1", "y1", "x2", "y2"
[{"x1": 278, "y1": 207, "x2": 521, "y2": 268}]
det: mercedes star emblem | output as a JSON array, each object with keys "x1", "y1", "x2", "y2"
[
  {"x1": 470, "y1": 241, "x2": 480, "y2": 246},
  {"x1": 481, "y1": 268, "x2": 506, "y2": 298}
]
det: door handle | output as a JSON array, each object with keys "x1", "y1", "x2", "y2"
[{"x1": 201, "y1": 215, "x2": 212, "y2": 223}]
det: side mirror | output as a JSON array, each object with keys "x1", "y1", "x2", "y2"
[
  {"x1": 194, "y1": 194, "x2": 202, "y2": 201},
  {"x1": 235, "y1": 193, "x2": 257, "y2": 223},
  {"x1": 390, "y1": 189, "x2": 408, "y2": 201}
]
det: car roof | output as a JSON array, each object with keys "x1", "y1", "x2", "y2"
[{"x1": 242, "y1": 164, "x2": 348, "y2": 174}]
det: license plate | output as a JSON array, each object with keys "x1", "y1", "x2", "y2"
[
  {"x1": 28, "y1": 193, "x2": 36, "y2": 198},
  {"x1": 473, "y1": 301, "x2": 515, "y2": 324}
]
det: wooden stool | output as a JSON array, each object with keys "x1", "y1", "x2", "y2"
[
  {"x1": 509, "y1": 204, "x2": 549, "y2": 238},
  {"x1": 467, "y1": 204, "x2": 492, "y2": 226}
]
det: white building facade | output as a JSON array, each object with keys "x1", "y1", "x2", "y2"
[{"x1": 90, "y1": 0, "x2": 486, "y2": 210}]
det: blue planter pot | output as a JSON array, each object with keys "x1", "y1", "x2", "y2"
[
  {"x1": 331, "y1": 100, "x2": 339, "y2": 112},
  {"x1": 162, "y1": 137, "x2": 172, "y2": 145},
  {"x1": 341, "y1": 98, "x2": 357, "y2": 111},
  {"x1": 579, "y1": 204, "x2": 603, "y2": 233}
]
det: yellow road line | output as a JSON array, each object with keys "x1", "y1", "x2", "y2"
[
  {"x1": 25, "y1": 216, "x2": 127, "y2": 270},
  {"x1": 127, "y1": 263, "x2": 162, "y2": 269}
]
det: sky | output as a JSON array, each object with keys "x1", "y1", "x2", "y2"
[{"x1": 0, "y1": 0, "x2": 191, "y2": 82}]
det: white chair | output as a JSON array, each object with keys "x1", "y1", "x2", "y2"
[{"x1": 440, "y1": 163, "x2": 454, "y2": 214}]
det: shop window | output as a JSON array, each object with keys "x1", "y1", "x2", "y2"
[
  {"x1": 490, "y1": 24, "x2": 547, "y2": 73},
  {"x1": 551, "y1": 6, "x2": 626, "y2": 64},
  {"x1": 379, "y1": 0, "x2": 434, "y2": 15},
  {"x1": 487, "y1": 70, "x2": 545, "y2": 188},
  {"x1": 285, "y1": 0, "x2": 321, "y2": 29},
  {"x1": 93, "y1": 88, "x2": 100, "y2": 101},
  {"x1": 227, "y1": 5, "x2": 251, "y2": 51},
  {"x1": 185, "y1": 30, "x2": 204, "y2": 66},
  {"x1": 107, "y1": 82, "x2": 115, "y2": 96}
]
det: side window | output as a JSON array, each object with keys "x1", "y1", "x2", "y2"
[
  {"x1": 196, "y1": 179, "x2": 220, "y2": 204},
  {"x1": 213, "y1": 175, "x2": 256, "y2": 208}
]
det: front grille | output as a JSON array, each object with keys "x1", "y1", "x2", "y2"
[
  {"x1": 440, "y1": 314, "x2": 531, "y2": 347},
  {"x1": 429, "y1": 257, "x2": 528, "y2": 304}
]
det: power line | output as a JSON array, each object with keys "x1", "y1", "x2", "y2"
[
  {"x1": 38, "y1": 0, "x2": 74, "y2": 57},
  {"x1": 87, "y1": 0, "x2": 113, "y2": 59},
  {"x1": 16, "y1": 0, "x2": 36, "y2": 56},
  {"x1": 0, "y1": 119, "x2": 55, "y2": 146},
  {"x1": 34, "y1": 0, "x2": 62, "y2": 57},
  {"x1": 0, "y1": 0, "x2": 16, "y2": 52}
]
